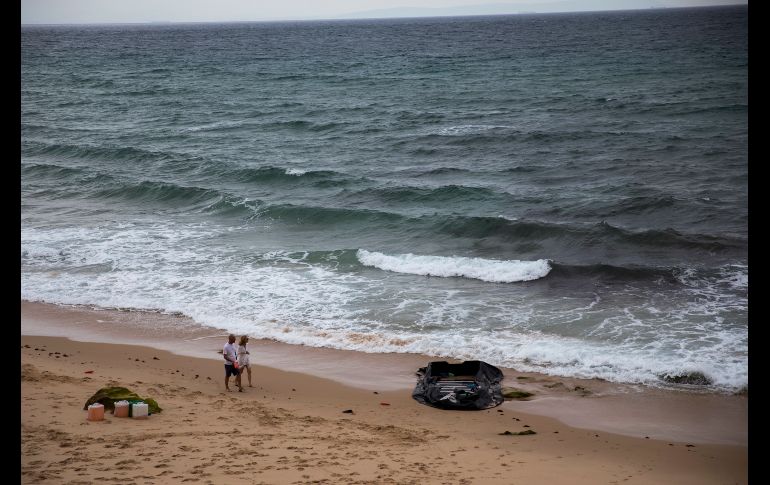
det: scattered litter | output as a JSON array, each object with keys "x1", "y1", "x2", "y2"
[
  {"x1": 342, "y1": 409, "x2": 354, "y2": 414},
  {"x1": 499, "y1": 430, "x2": 536, "y2": 436},
  {"x1": 114, "y1": 400, "x2": 130, "y2": 418},
  {"x1": 84, "y1": 370, "x2": 94, "y2": 374},
  {"x1": 132, "y1": 402, "x2": 149, "y2": 419},
  {"x1": 380, "y1": 402, "x2": 390, "y2": 406},
  {"x1": 87, "y1": 403, "x2": 105, "y2": 421}
]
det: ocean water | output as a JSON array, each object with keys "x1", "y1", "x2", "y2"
[{"x1": 21, "y1": 6, "x2": 747, "y2": 392}]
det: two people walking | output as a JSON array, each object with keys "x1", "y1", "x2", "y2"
[{"x1": 223, "y1": 334, "x2": 253, "y2": 392}]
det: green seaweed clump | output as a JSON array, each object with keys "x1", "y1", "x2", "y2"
[
  {"x1": 502, "y1": 387, "x2": 534, "y2": 399},
  {"x1": 83, "y1": 386, "x2": 162, "y2": 414}
]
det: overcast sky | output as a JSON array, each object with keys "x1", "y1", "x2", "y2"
[{"x1": 21, "y1": 0, "x2": 747, "y2": 24}]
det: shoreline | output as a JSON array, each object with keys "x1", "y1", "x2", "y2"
[
  {"x1": 21, "y1": 300, "x2": 747, "y2": 447},
  {"x1": 21, "y1": 308, "x2": 748, "y2": 484}
]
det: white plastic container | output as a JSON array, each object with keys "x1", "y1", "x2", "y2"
[
  {"x1": 87, "y1": 403, "x2": 104, "y2": 421},
  {"x1": 132, "y1": 402, "x2": 149, "y2": 419},
  {"x1": 114, "y1": 400, "x2": 129, "y2": 418}
]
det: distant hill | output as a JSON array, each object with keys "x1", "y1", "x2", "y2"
[{"x1": 339, "y1": 0, "x2": 745, "y2": 20}]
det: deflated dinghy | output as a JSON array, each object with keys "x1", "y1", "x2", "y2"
[{"x1": 412, "y1": 360, "x2": 504, "y2": 410}]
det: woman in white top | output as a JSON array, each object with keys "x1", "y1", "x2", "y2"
[{"x1": 237, "y1": 335, "x2": 252, "y2": 387}]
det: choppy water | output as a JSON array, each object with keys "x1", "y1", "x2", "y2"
[{"x1": 21, "y1": 6, "x2": 747, "y2": 391}]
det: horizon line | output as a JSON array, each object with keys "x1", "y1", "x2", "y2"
[{"x1": 20, "y1": 3, "x2": 745, "y2": 27}]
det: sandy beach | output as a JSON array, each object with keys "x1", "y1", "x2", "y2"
[{"x1": 21, "y1": 301, "x2": 747, "y2": 484}]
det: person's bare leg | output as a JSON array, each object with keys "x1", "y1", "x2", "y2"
[
  {"x1": 225, "y1": 374, "x2": 231, "y2": 392},
  {"x1": 247, "y1": 366, "x2": 252, "y2": 387},
  {"x1": 236, "y1": 370, "x2": 243, "y2": 391}
]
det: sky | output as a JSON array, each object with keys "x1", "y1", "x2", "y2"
[{"x1": 21, "y1": 0, "x2": 747, "y2": 24}]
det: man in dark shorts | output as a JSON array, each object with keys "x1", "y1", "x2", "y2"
[{"x1": 223, "y1": 334, "x2": 242, "y2": 392}]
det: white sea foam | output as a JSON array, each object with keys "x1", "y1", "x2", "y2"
[
  {"x1": 356, "y1": 249, "x2": 551, "y2": 283},
  {"x1": 435, "y1": 124, "x2": 517, "y2": 136},
  {"x1": 196, "y1": 323, "x2": 746, "y2": 391},
  {"x1": 719, "y1": 264, "x2": 748, "y2": 290},
  {"x1": 20, "y1": 224, "x2": 747, "y2": 392},
  {"x1": 285, "y1": 168, "x2": 307, "y2": 176}
]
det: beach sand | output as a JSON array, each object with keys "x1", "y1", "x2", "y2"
[{"x1": 21, "y1": 301, "x2": 747, "y2": 484}]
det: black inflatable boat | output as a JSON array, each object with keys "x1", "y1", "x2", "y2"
[{"x1": 412, "y1": 360, "x2": 505, "y2": 410}]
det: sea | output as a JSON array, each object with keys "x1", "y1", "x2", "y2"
[{"x1": 21, "y1": 5, "x2": 747, "y2": 393}]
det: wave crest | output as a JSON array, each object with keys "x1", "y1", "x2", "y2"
[{"x1": 356, "y1": 249, "x2": 550, "y2": 283}]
